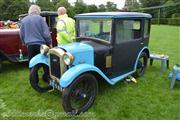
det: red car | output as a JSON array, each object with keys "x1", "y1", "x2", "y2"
[{"x1": 0, "y1": 11, "x2": 58, "y2": 71}]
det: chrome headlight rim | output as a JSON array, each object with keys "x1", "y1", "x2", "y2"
[
  {"x1": 63, "y1": 52, "x2": 74, "y2": 65},
  {"x1": 40, "y1": 44, "x2": 49, "y2": 55}
]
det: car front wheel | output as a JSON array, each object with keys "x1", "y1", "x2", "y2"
[
  {"x1": 62, "y1": 73, "x2": 98, "y2": 115},
  {"x1": 133, "y1": 52, "x2": 148, "y2": 78},
  {"x1": 30, "y1": 63, "x2": 52, "y2": 92}
]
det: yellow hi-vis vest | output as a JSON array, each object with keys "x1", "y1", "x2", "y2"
[{"x1": 56, "y1": 14, "x2": 76, "y2": 45}]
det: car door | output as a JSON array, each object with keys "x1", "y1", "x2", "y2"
[{"x1": 111, "y1": 18, "x2": 143, "y2": 77}]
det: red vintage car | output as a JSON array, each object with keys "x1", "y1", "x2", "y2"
[{"x1": 0, "y1": 11, "x2": 58, "y2": 71}]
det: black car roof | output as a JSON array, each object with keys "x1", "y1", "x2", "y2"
[
  {"x1": 75, "y1": 12, "x2": 152, "y2": 19},
  {"x1": 19, "y1": 11, "x2": 57, "y2": 18}
]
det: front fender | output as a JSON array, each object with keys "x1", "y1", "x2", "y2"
[
  {"x1": 29, "y1": 54, "x2": 49, "y2": 68},
  {"x1": 60, "y1": 64, "x2": 111, "y2": 88}
]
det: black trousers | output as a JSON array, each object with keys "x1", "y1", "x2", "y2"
[{"x1": 27, "y1": 44, "x2": 41, "y2": 62}]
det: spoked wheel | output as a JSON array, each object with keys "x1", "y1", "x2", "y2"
[
  {"x1": 133, "y1": 52, "x2": 148, "y2": 78},
  {"x1": 62, "y1": 73, "x2": 98, "y2": 115},
  {"x1": 30, "y1": 63, "x2": 52, "y2": 92}
]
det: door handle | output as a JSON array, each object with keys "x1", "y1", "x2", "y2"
[{"x1": 141, "y1": 42, "x2": 144, "y2": 45}]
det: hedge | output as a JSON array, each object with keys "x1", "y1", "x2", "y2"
[{"x1": 151, "y1": 18, "x2": 180, "y2": 25}]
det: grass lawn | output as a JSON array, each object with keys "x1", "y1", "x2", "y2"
[{"x1": 0, "y1": 25, "x2": 180, "y2": 120}]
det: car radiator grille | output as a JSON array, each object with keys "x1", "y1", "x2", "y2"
[{"x1": 50, "y1": 54, "x2": 61, "y2": 79}]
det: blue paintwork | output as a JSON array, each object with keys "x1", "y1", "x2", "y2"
[
  {"x1": 169, "y1": 73, "x2": 180, "y2": 81},
  {"x1": 75, "y1": 12, "x2": 152, "y2": 19},
  {"x1": 29, "y1": 54, "x2": 49, "y2": 68},
  {"x1": 59, "y1": 42, "x2": 94, "y2": 65},
  {"x1": 133, "y1": 47, "x2": 150, "y2": 70},
  {"x1": 60, "y1": 64, "x2": 113, "y2": 88},
  {"x1": 60, "y1": 46, "x2": 150, "y2": 88}
]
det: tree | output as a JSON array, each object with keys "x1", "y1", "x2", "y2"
[
  {"x1": 51, "y1": 0, "x2": 59, "y2": 6},
  {"x1": 36, "y1": 0, "x2": 55, "y2": 11},
  {"x1": 98, "y1": 4, "x2": 106, "y2": 12},
  {"x1": 74, "y1": 0, "x2": 89, "y2": 14},
  {"x1": 106, "y1": 2, "x2": 118, "y2": 11},
  {"x1": 88, "y1": 5, "x2": 98, "y2": 12},
  {"x1": 162, "y1": 0, "x2": 177, "y2": 18},
  {"x1": 139, "y1": 0, "x2": 165, "y2": 7},
  {"x1": 0, "y1": 0, "x2": 30, "y2": 20},
  {"x1": 124, "y1": 0, "x2": 140, "y2": 10}
]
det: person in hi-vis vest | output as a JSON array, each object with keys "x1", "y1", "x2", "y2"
[{"x1": 56, "y1": 7, "x2": 76, "y2": 45}]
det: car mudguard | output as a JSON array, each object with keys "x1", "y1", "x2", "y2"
[
  {"x1": 29, "y1": 54, "x2": 49, "y2": 68},
  {"x1": 60, "y1": 63, "x2": 112, "y2": 88},
  {"x1": 133, "y1": 46, "x2": 150, "y2": 70}
]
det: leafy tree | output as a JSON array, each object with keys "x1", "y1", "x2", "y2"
[
  {"x1": 125, "y1": 0, "x2": 140, "y2": 10},
  {"x1": 36, "y1": 0, "x2": 55, "y2": 11},
  {"x1": 98, "y1": 4, "x2": 106, "y2": 12},
  {"x1": 0, "y1": 0, "x2": 30, "y2": 20},
  {"x1": 0, "y1": 0, "x2": 5, "y2": 20},
  {"x1": 88, "y1": 4, "x2": 98, "y2": 12},
  {"x1": 51, "y1": 0, "x2": 59, "y2": 6},
  {"x1": 139, "y1": 0, "x2": 165, "y2": 7},
  {"x1": 106, "y1": 2, "x2": 118, "y2": 11},
  {"x1": 74, "y1": 0, "x2": 89, "y2": 14},
  {"x1": 162, "y1": 0, "x2": 178, "y2": 18},
  {"x1": 55, "y1": 0, "x2": 70, "y2": 9}
]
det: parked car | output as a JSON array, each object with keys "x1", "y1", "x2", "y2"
[
  {"x1": 0, "y1": 11, "x2": 58, "y2": 71},
  {"x1": 29, "y1": 12, "x2": 152, "y2": 115}
]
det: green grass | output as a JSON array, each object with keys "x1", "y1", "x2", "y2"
[{"x1": 0, "y1": 25, "x2": 180, "y2": 120}]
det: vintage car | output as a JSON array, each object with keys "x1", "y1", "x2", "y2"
[
  {"x1": 0, "y1": 11, "x2": 58, "y2": 71},
  {"x1": 29, "y1": 12, "x2": 152, "y2": 115}
]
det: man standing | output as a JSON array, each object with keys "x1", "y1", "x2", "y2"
[
  {"x1": 56, "y1": 7, "x2": 76, "y2": 45},
  {"x1": 20, "y1": 5, "x2": 52, "y2": 62}
]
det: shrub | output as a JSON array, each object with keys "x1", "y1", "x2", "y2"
[
  {"x1": 168, "y1": 18, "x2": 180, "y2": 25},
  {"x1": 151, "y1": 18, "x2": 180, "y2": 25},
  {"x1": 172, "y1": 13, "x2": 180, "y2": 18}
]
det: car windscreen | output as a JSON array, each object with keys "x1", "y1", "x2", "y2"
[{"x1": 78, "y1": 19, "x2": 112, "y2": 42}]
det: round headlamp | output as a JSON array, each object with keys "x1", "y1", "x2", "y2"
[
  {"x1": 40, "y1": 44, "x2": 49, "y2": 55},
  {"x1": 63, "y1": 52, "x2": 74, "y2": 65}
]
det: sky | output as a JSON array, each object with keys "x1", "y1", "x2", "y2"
[{"x1": 68, "y1": 0, "x2": 126, "y2": 9}]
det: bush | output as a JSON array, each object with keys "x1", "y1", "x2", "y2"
[
  {"x1": 168, "y1": 18, "x2": 180, "y2": 25},
  {"x1": 151, "y1": 18, "x2": 180, "y2": 25},
  {"x1": 151, "y1": 18, "x2": 168, "y2": 24},
  {"x1": 172, "y1": 13, "x2": 180, "y2": 18}
]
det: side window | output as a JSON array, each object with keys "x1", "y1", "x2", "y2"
[
  {"x1": 102, "y1": 21, "x2": 111, "y2": 33},
  {"x1": 144, "y1": 19, "x2": 150, "y2": 38},
  {"x1": 115, "y1": 19, "x2": 142, "y2": 44}
]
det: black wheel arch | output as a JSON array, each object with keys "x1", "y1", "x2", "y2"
[
  {"x1": 143, "y1": 48, "x2": 150, "y2": 58},
  {"x1": 0, "y1": 50, "x2": 17, "y2": 62},
  {"x1": 0, "y1": 51, "x2": 6, "y2": 61}
]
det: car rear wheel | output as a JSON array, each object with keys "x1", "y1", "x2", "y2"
[
  {"x1": 62, "y1": 73, "x2": 98, "y2": 115},
  {"x1": 30, "y1": 63, "x2": 52, "y2": 92},
  {"x1": 133, "y1": 52, "x2": 148, "y2": 78}
]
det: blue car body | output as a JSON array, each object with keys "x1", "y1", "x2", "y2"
[
  {"x1": 29, "y1": 43, "x2": 149, "y2": 88},
  {"x1": 29, "y1": 12, "x2": 151, "y2": 89}
]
